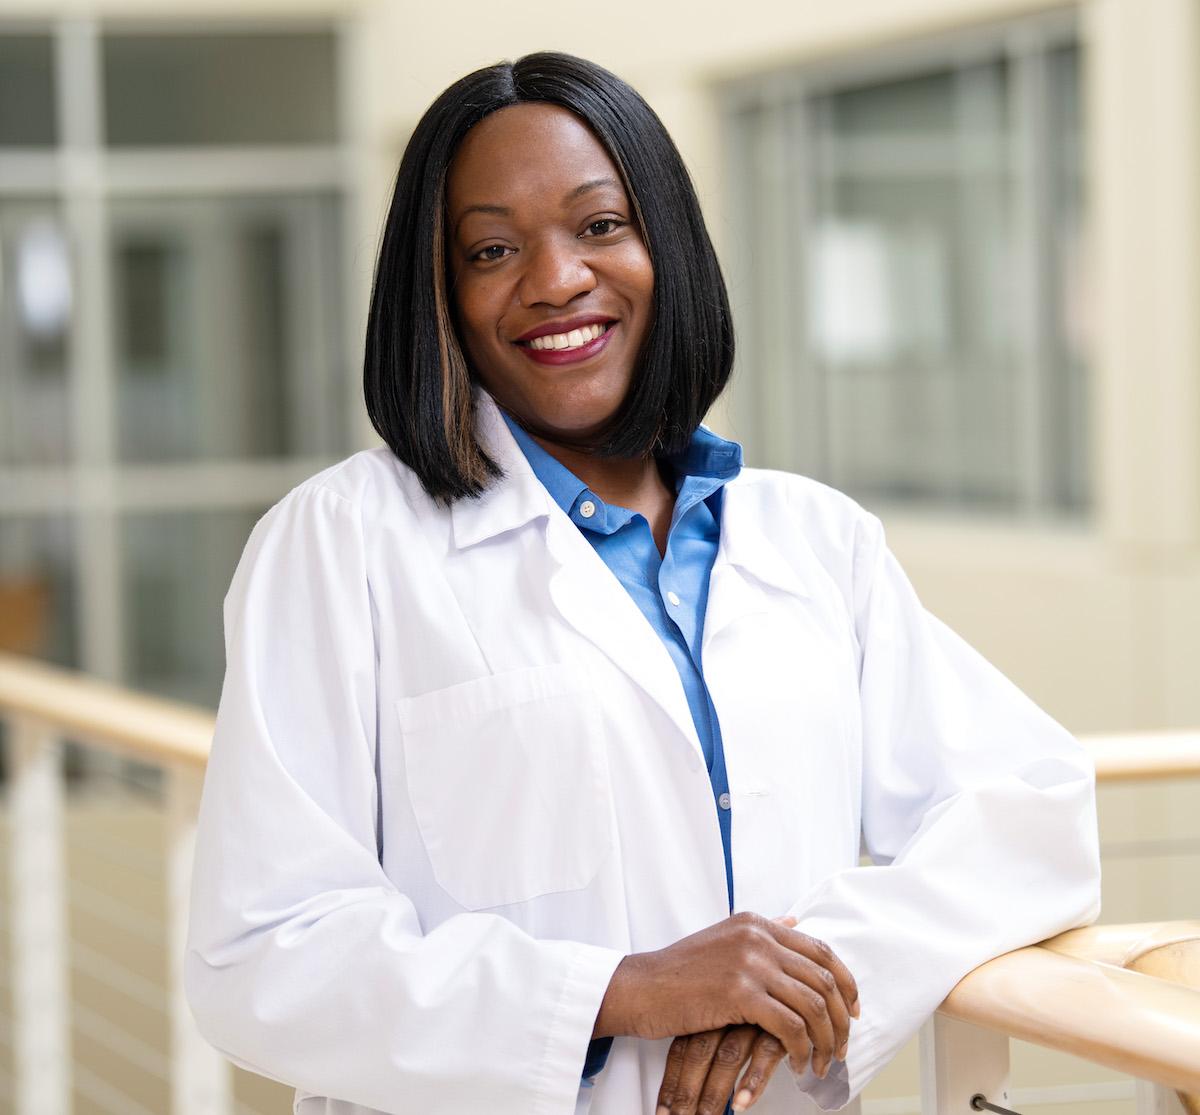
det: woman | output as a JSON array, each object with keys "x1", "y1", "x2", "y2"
[{"x1": 185, "y1": 52, "x2": 1101, "y2": 1115}]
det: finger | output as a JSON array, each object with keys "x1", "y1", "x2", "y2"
[
  {"x1": 667, "y1": 1029, "x2": 723, "y2": 1115},
  {"x1": 768, "y1": 924, "x2": 860, "y2": 1019},
  {"x1": 751, "y1": 995, "x2": 812, "y2": 1075},
  {"x1": 656, "y1": 1035, "x2": 688, "y2": 1113},
  {"x1": 766, "y1": 968, "x2": 838, "y2": 1077},
  {"x1": 776, "y1": 952, "x2": 852, "y2": 1065},
  {"x1": 692, "y1": 1026, "x2": 757, "y2": 1115},
  {"x1": 731, "y1": 1030, "x2": 787, "y2": 1112}
]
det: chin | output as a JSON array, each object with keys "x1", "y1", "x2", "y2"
[{"x1": 502, "y1": 380, "x2": 631, "y2": 445}]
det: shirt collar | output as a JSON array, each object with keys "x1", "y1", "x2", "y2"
[
  {"x1": 500, "y1": 409, "x2": 743, "y2": 532},
  {"x1": 664, "y1": 424, "x2": 743, "y2": 489},
  {"x1": 500, "y1": 411, "x2": 589, "y2": 519}
]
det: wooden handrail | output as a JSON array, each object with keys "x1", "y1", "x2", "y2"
[
  {"x1": 1088, "y1": 731, "x2": 1200, "y2": 782},
  {"x1": 1040, "y1": 919, "x2": 1200, "y2": 966},
  {"x1": 2, "y1": 652, "x2": 1200, "y2": 780},
  {"x1": 2, "y1": 653, "x2": 1200, "y2": 1097},
  {"x1": 942, "y1": 923, "x2": 1200, "y2": 1094},
  {"x1": 0, "y1": 652, "x2": 212, "y2": 768}
]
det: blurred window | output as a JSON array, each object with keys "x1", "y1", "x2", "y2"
[
  {"x1": 121, "y1": 507, "x2": 265, "y2": 706},
  {"x1": 102, "y1": 31, "x2": 339, "y2": 146},
  {"x1": 0, "y1": 201, "x2": 72, "y2": 466},
  {"x1": 112, "y1": 193, "x2": 344, "y2": 463},
  {"x1": 724, "y1": 14, "x2": 1087, "y2": 516},
  {"x1": 0, "y1": 514, "x2": 76, "y2": 666},
  {"x1": 0, "y1": 33, "x2": 57, "y2": 146},
  {"x1": 0, "y1": 21, "x2": 354, "y2": 718}
]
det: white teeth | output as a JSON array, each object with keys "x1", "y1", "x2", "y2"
[{"x1": 527, "y1": 322, "x2": 608, "y2": 351}]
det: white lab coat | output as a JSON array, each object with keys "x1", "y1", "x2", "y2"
[{"x1": 185, "y1": 390, "x2": 1101, "y2": 1115}]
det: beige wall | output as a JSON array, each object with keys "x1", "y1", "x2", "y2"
[
  {"x1": 12, "y1": 0, "x2": 1197, "y2": 733},
  {"x1": 368, "y1": 0, "x2": 1200, "y2": 738}
]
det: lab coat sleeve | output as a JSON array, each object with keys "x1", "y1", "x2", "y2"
[
  {"x1": 785, "y1": 509, "x2": 1102, "y2": 1110},
  {"x1": 184, "y1": 482, "x2": 624, "y2": 1115}
]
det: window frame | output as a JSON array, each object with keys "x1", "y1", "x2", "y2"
[
  {"x1": 719, "y1": 8, "x2": 1086, "y2": 521},
  {"x1": 0, "y1": 15, "x2": 366, "y2": 690}
]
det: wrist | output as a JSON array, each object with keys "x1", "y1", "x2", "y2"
[{"x1": 592, "y1": 951, "x2": 653, "y2": 1039}]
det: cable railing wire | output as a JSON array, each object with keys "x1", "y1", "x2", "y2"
[
  {"x1": 70, "y1": 939, "x2": 168, "y2": 1015},
  {"x1": 71, "y1": 999, "x2": 171, "y2": 1081}
]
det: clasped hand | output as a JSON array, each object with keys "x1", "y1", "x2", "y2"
[{"x1": 592, "y1": 912, "x2": 859, "y2": 1115}]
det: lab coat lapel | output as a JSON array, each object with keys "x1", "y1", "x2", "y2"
[
  {"x1": 703, "y1": 479, "x2": 813, "y2": 655},
  {"x1": 541, "y1": 513, "x2": 703, "y2": 762},
  {"x1": 451, "y1": 392, "x2": 705, "y2": 764}
]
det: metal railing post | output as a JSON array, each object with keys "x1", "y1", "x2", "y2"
[
  {"x1": 10, "y1": 718, "x2": 71, "y2": 1115},
  {"x1": 166, "y1": 764, "x2": 232, "y2": 1115},
  {"x1": 919, "y1": 1014, "x2": 1011, "y2": 1115},
  {"x1": 1136, "y1": 1080, "x2": 1188, "y2": 1115}
]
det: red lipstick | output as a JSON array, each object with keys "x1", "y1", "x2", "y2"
[
  {"x1": 520, "y1": 322, "x2": 616, "y2": 366},
  {"x1": 513, "y1": 313, "x2": 615, "y2": 343}
]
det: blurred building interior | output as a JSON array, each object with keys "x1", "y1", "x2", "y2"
[{"x1": 0, "y1": 0, "x2": 1198, "y2": 1113}]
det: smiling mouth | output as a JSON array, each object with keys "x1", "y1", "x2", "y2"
[{"x1": 517, "y1": 321, "x2": 614, "y2": 352}]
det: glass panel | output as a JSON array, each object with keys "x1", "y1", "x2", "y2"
[
  {"x1": 102, "y1": 31, "x2": 338, "y2": 146},
  {"x1": 0, "y1": 201, "x2": 73, "y2": 465},
  {"x1": 121, "y1": 507, "x2": 265, "y2": 707},
  {"x1": 830, "y1": 69, "x2": 957, "y2": 138},
  {"x1": 112, "y1": 192, "x2": 346, "y2": 462},
  {"x1": 0, "y1": 514, "x2": 77, "y2": 667},
  {"x1": 0, "y1": 34, "x2": 57, "y2": 146},
  {"x1": 811, "y1": 58, "x2": 1019, "y2": 509},
  {"x1": 728, "y1": 28, "x2": 1087, "y2": 516}
]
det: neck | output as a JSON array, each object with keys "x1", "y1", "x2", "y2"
[{"x1": 530, "y1": 434, "x2": 667, "y2": 509}]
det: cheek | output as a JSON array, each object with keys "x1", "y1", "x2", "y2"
[
  {"x1": 452, "y1": 281, "x2": 499, "y2": 350},
  {"x1": 614, "y1": 244, "x2": 655, "y2": 313}
]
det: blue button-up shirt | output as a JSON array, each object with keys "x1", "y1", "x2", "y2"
[{"x1": 502, "y1": 412, "x2": 743, "y2": 1086}]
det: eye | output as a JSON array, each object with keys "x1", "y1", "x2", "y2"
[
  {"x1": 583, "y1": 218, "x2": 625, "y2": 237},
  {"x1": 471, "y1": 244, "x2": 512, "y2": 263}
]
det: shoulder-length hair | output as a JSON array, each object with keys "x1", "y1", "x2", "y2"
[{"x1": 362, "y1": 51, "x2": 735, "y2": 504}]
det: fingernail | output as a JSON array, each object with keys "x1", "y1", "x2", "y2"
[
  {"x1": 657, "y1": 1107, "x2": 670, "y2": 1115},
  {"x1": 818, "y1": 1061, "x2": 828, "y2": 1078},
  {"x1": 838, "y1": 1041, "x2": 848, "y2": 1060},
  {"x1": 732, "y1": 1089, "x2": 753, "y2": 1112},
  {"x1": 851, "y1": 1000, "x2": 861, "y2": 1019}
]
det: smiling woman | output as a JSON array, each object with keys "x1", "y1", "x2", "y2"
[
  {"x1": 362, "y1": 53, "x2": 732, "y2": 504},
  {"x1": 185, "y1": 51, "x2": 1102, "y2": 1115},
  {"x1": 446, "y1": 103, "x2": 656, "y2": 446}
]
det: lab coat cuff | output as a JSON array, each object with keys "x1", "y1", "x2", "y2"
[
  {"x1": 784, "y1": 1018, "x2": 886, "y2": 1112},
  {"x1": 532, "y1": 942, "x2": 625, "y2": 1115}
]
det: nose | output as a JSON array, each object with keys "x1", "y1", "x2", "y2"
[{"x1": 517, "y1": 234, "x2": 596, "y2": 307}]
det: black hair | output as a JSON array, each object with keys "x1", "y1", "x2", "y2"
[{"x1": 362, "y1": 51, "x2": 735, "y2": 503}]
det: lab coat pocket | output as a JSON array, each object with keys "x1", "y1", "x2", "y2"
[{"x1": 397, "y1": 662, "x2": 613, "y2": 911}]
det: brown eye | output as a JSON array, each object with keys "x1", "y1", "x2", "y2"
[
  {"x1": 473, "y1": 244, "x2": 512, "y2": 262},
  {"x1": 584, "y1": 219, "x2": 624, "y2": 237}
]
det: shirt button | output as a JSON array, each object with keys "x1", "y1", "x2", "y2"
[
  {"x1": 579, "y1": 499, "x2": 596, "y2": 519},
  {"x1": 718, "y1": 792, "x2": 732, "y2": 810},
  {"x1": 666, "y1": 590, "x2": 681, "y2": 607}
]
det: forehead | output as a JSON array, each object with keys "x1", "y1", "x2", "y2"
[{"x1": 446, "y1": 103, "x2": 626, "y2": 216}]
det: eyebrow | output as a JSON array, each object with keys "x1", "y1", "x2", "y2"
[{"x1": 454, "y1": 176, "x2": 621, "y2": 234}]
